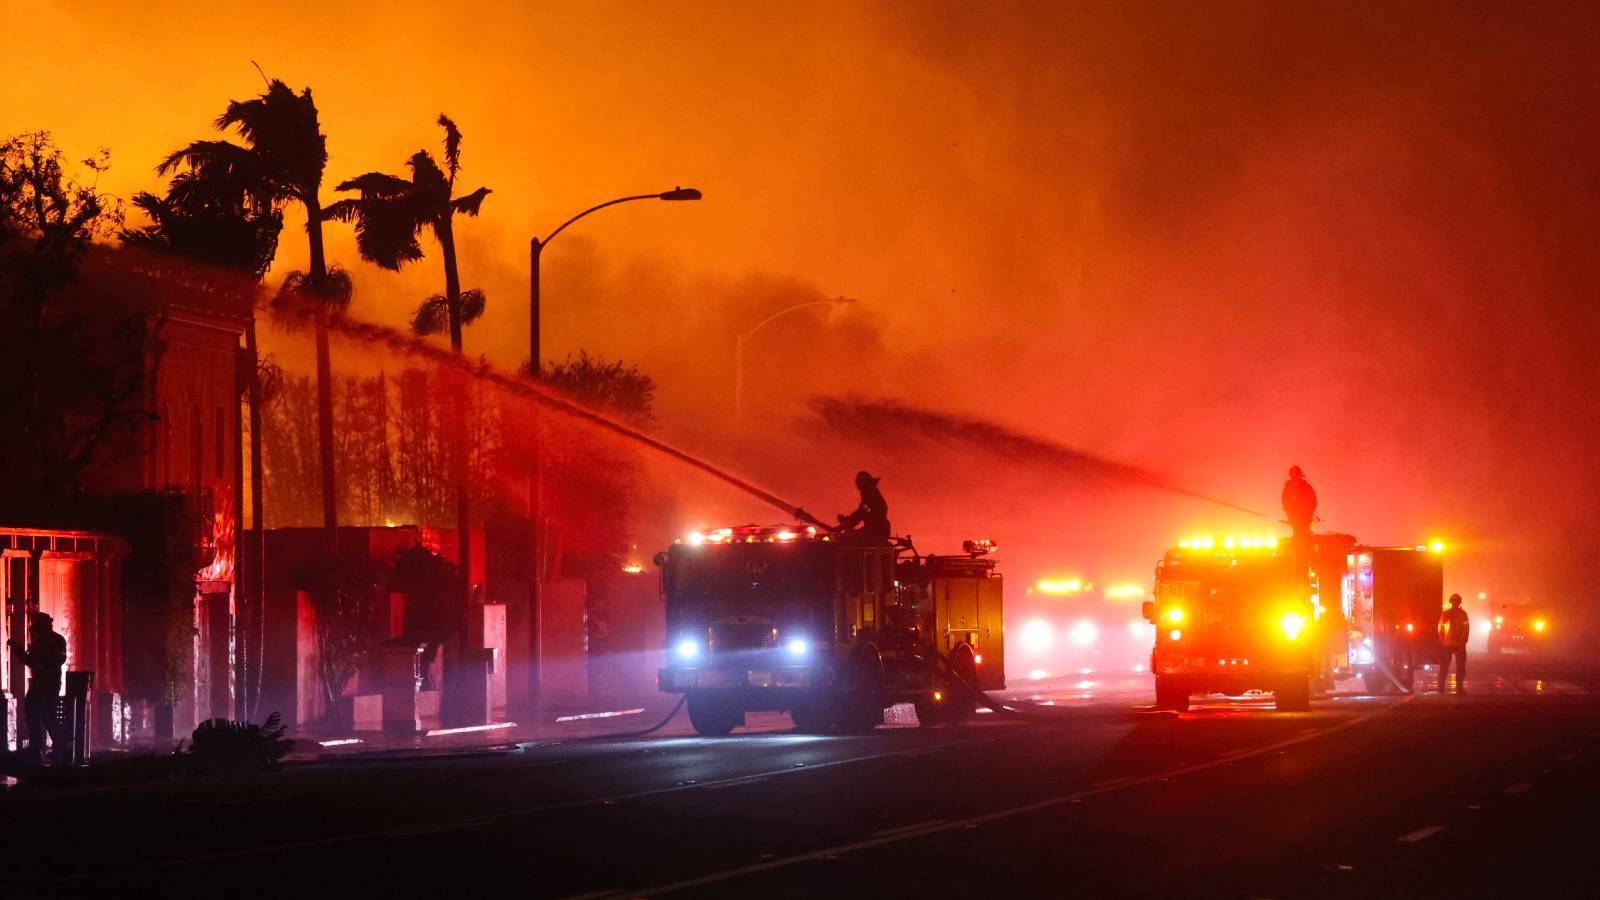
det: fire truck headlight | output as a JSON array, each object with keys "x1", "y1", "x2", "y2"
[
  {"x1": 1168, "y1": 629, "x2": 1183, "y2": 642},
  {"x1": 787, "y1": 637, "x2": 809, "y2": 655},
  {"x1": 1533, "y1": 619, "x2": 1547, "y2": 633},
  {"x1": 1071, "y1": 620, "x2": 1098, "y2": 646},
  {"x1": 1279, "y1": 612, "x2": 1308, "y2": 641},
  {"x1": 1165, "y1": 607, "x2": 1184, "y2": 624},
  {"x1": 676, "y1": 638, "x2": 701, "y2": 660},
  {"x1": 1021, "y1": 619, "x2": 1054, "y2": 654}
]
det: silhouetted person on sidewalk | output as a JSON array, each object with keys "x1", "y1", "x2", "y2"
[
  {"x1": 1437, "y1": 593, "x2": 1470, "y2": 695},
  {"x1": 9, "y1": 612, "x2": 66, "y2": 763},
  {"x1": 1282, "y1": 465, "x2": 1318, "y2": 538},
  {"x1": 837, "y1": 470, "x2": 891, "y2": 543}
]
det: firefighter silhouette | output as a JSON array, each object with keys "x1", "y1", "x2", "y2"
[
  {"x1": 1282, "y1": 465, "x2": 1318, "y2": 538},
  {"x1": 1437, "y1": 593, "x2": 1470, "y2": 694},
  {"x1": 837, "y1": 470, "x2": 891, "y2": 543},
  {"x1": 9, "y1": 612, "x2": 67, "y2": 763}
]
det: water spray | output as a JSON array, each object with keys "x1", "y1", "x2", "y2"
[{"x1": 811, "y1": 396, "x2": 1274, "y2": 519}]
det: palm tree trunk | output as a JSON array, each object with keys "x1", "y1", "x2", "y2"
[
  {"x1": 306, "y1": 201, "x2": 339, "y2": 549},
  {"x1": 245, "y1": 317, "x2": 267, "y2": 721},
  {"x1": 440, "y1": 221, "x2": 472, "y2": 654}
]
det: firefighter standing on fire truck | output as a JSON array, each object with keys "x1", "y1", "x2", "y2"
[
  {"x1": 1282, "y1": 466, "x2": 1318, "y2": 538},
  {"x1": 1437, "y1": 593, "x2": 1470, "y2": 694},
  {"x1": 837, "y1": 470, "x2": 891, "y2": 543}
]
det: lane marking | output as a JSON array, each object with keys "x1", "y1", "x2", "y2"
[
  {"x1": 1502, "y1": 782, "x2": 1532, "y2": 795},
  {"x1": 1396, "y1": 825, "x2": 1446, "y2": 843},
  {"x1": 625, "y1": 697, "x2": 1409, "y2": 896},
  {"x1": 870, "y1": 819, "x2": 946, "y2": 838}
]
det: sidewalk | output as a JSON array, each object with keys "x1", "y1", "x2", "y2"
[{"x1": 282, "y1": 693, "x2": 687, "y2": 762}]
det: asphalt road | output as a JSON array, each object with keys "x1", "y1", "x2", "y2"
[{"x1": 3, "y1": 653, "x2": 1595, "y2": 899}]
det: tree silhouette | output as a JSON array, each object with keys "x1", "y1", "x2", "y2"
[
  {"x1": 162, "y1": 78, "x2": 347, "y2": 545},
  {"x1": 326, "y1": 114, "x2": 491, "y2": 353},
  {"x1": 121, "y1": 148, "x2": 284, "y2": 719},
  {"x1": 328, "y1": 115, "x2": 491, "y2": 693}
]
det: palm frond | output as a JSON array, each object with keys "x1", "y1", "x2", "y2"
[
  {"x1": 411, "y1": 294, "x2": 450, "y2": 335},
  {"x1": 451, "y1": 187, "x2": 491, "y2": 217},
  {"x1": 459, "y1": 288, "x2": 486, "y2": 325},
  {"x1": 405, "y1": 151, "x2": 451, "y2": 206},
  {"x1": 438, "y1": 114, "x2": 462, "y2": 179},
  {"x1": 334, "y1": 171, "x2": 414, "y2": 199},
  {"x1": 215, "y1": 78, "x2": 328, "y2": 197}
]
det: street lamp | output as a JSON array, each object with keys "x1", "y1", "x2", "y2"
[
  {"x1": 524, "y1": 186, "x2": 699, "y2": 711},
  {"x1": 529, "y1": 187, "x2": 701, "y2": 369},
  {"x1": 734, "y1": 296, "x2": 857, "y2": 433}
]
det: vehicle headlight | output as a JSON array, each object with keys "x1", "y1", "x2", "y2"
[
  {"x1": 1533, "y1": 619, "x2": 1547, "y2": 633},
  {"x1": 1279, "y1": 611, "x2": 1307, "y2": 641},
  {"x1": 1071, "y1": 620, "x2": 1098, "y2": 646},
  {"x1": 1020, "y1": 619, "x2": 1054, "y2": 654},
  {"x1": 676, "y1": 638, "x2": 701, "y2": 660},
  {"x1": 787, "y1": 637, "x2": 809, "y2": 655}
]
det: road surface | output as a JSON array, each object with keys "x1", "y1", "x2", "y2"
[{"x1": 2, "y1": 653, "x2": 1594, "y2": 898}]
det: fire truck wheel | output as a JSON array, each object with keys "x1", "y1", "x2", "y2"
[
  {"x1": 686, "y1": 693, "x2": 744, "y2": 736},
  {"x1": 1154, "y1": 677, "x2": 1189, "y2": 712},
  {"x1": 1362, "y1": 671, "x2": 1387, "y2": 694},
  {"x1": 789, "y1": 697, "x2": 835, "y2": 734},
  {"x1": 1275, "y1": 677, "x2": 1312, "y2": 712},
  {"x1": 837, "y1": 653, "x2": 886, "y2": 734}
]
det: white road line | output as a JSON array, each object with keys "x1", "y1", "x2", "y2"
[
  {"x1": 870, "y1": 819, "x2": 946, "y2": 838},
  {"x1": 624, "y1": 696, "x2": 1408, "y2": 897},
  {"x1": 1396, "y1": 825, "x2": 1446, "y2": 843},
  {"x1": 1502, "y1": 782, "x2": 1532, "y2": 795}
]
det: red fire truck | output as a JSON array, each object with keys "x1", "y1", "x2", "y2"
[
  {"x1": 1143, "y1": 533, "x2": 1444, "y2": 711},
  {"x1": 655, "y1": 525, "x2": 1005, "y2": 735}
]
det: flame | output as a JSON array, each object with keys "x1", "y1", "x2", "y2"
[{"x1": 198, "y1": 493, "x2": 235, "y2": 585}]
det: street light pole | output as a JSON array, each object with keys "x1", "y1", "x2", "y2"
[
  {"x1": 734, "y1": 297, "x2": 856, "y2": 433},
  {"x1": 525, "y1": 186, "x2": 700, "y2": 711}
]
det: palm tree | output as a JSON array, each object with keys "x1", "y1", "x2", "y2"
[
  {"x1": 327, "y1": 116, "x2": 489, "y2": 724},
  {"x1": 326, "y1": 114, "x2": 490, "y2": 353},
  {"x1": 122, "y1": 156, "x2": 283, "y2": 721},
  {"x1": 161, "y1": 78, "x2": 347, "y2": 545}
]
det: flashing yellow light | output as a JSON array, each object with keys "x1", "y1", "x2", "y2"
[
  {"x1": 1494, "y1": 615, "x2": 1504, "y2": 626},
  {"x1": 933, "y1": 691, "x2": 943, "y2": 702},
  {"x1": 1534, "y1": 619, "x2": 1547, "y2": 633},
  {"x1": 973, "y1": 654, "x2": 983, "y2": 666},
  {"x1": 1165, "y1": 607, "x2": 1185, "y2": 624},
  {"x1": 1178, "y1": 540, "x2": 1189, "y2": 549},
  {"x1": 776, "y1": 530, "x2": 798, "y2": 542},
  {"x1": 1405, "y1": 623, "x2": 1415, "y2": 633},
  {"x1": 621, "y1": 563, "x2": 644, "y2": 574},
  {"x1": 1104, "y1": 583, "x2": 1147, "y2": 600},
  {"x1": 1036, "y1": 578, "x2": 1084, "y2": 595},
  {"x1": 1265, "y1": 537, "x2": 1279, "y2": 548},
  {"x1": 1222, "y1": 536, "x2": 1236, "y2": 550},
  {"x1": 687, "y1": 531, "x2": 706, "y2": 546},
  {"x1": 1429, "y1": 541, "x2": 1445, "y2": 554},
  {"x1": 1279, "y1": 611, "x2": 1308, "y2": 641}
]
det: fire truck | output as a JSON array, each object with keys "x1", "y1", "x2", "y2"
[
  {"x1": 1142, "y1": 534, "x2": 1444, "y2": 711},
  {"x1": 654, "y1": 525, "x2": 1005, "y2": 736}
]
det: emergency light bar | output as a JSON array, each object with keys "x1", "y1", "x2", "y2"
[{"x1": 681, "y1": 524, "x2": 824, "y2": 546}]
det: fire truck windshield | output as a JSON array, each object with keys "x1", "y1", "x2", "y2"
[{"x1": 667, "y1": 544, "x2": 831, "y2": 612}]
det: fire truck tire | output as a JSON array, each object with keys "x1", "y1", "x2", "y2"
[
  {"x1": 837, "y1": 652, "x2": 886, "y2": 734},
  {"x1": 1154, "y1": 677, "x2": 1189, "y2": 712},
  {"x1": 789, "y1": 697, "x2": 835, "y2": 734},
  {"x1": 1362, "y1": 671, "x2": 1387, "y2": 694},
  {"x1": 686, "y1": 693, "x2": 744, "y2": 736},
  {"x1": 1275, "y1": 676, "x2": 1312, "y2": 712}
]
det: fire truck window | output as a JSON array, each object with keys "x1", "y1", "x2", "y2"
[{"x1": 841, "y1": 555, "x2": 862, "y2": 592}]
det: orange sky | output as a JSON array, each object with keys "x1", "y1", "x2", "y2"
[{"x1": 8, "y1": 1, "x2": 1600, "y2": 614}]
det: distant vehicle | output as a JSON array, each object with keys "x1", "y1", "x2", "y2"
[
  {"x1": 654, "y1": 525, "x2": 1005, "y2": 736},
  {"x1": 1143, "y1": 534, "x2": 1445, "y2": 711},
  {"x1": 1487, "y1": 603, "x2": 1550, "y2": 655},
  {"x1": 1013, "y1": 580, "x2": 1150, "y2": 679}
]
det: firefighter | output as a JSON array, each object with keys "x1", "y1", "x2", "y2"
[
  {"x1": 8, "y1": 612, "x2": 67, "y2": 763},
  {"x1": 837, "y1": 470, "x2": 891, "y2": 543},
  {"x1": 1282, "y1": 465, "x2": 1318, "y2": 538},
  {"x1": 1437, "y1": 593, "x2": 1470, "y2": 695}
]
